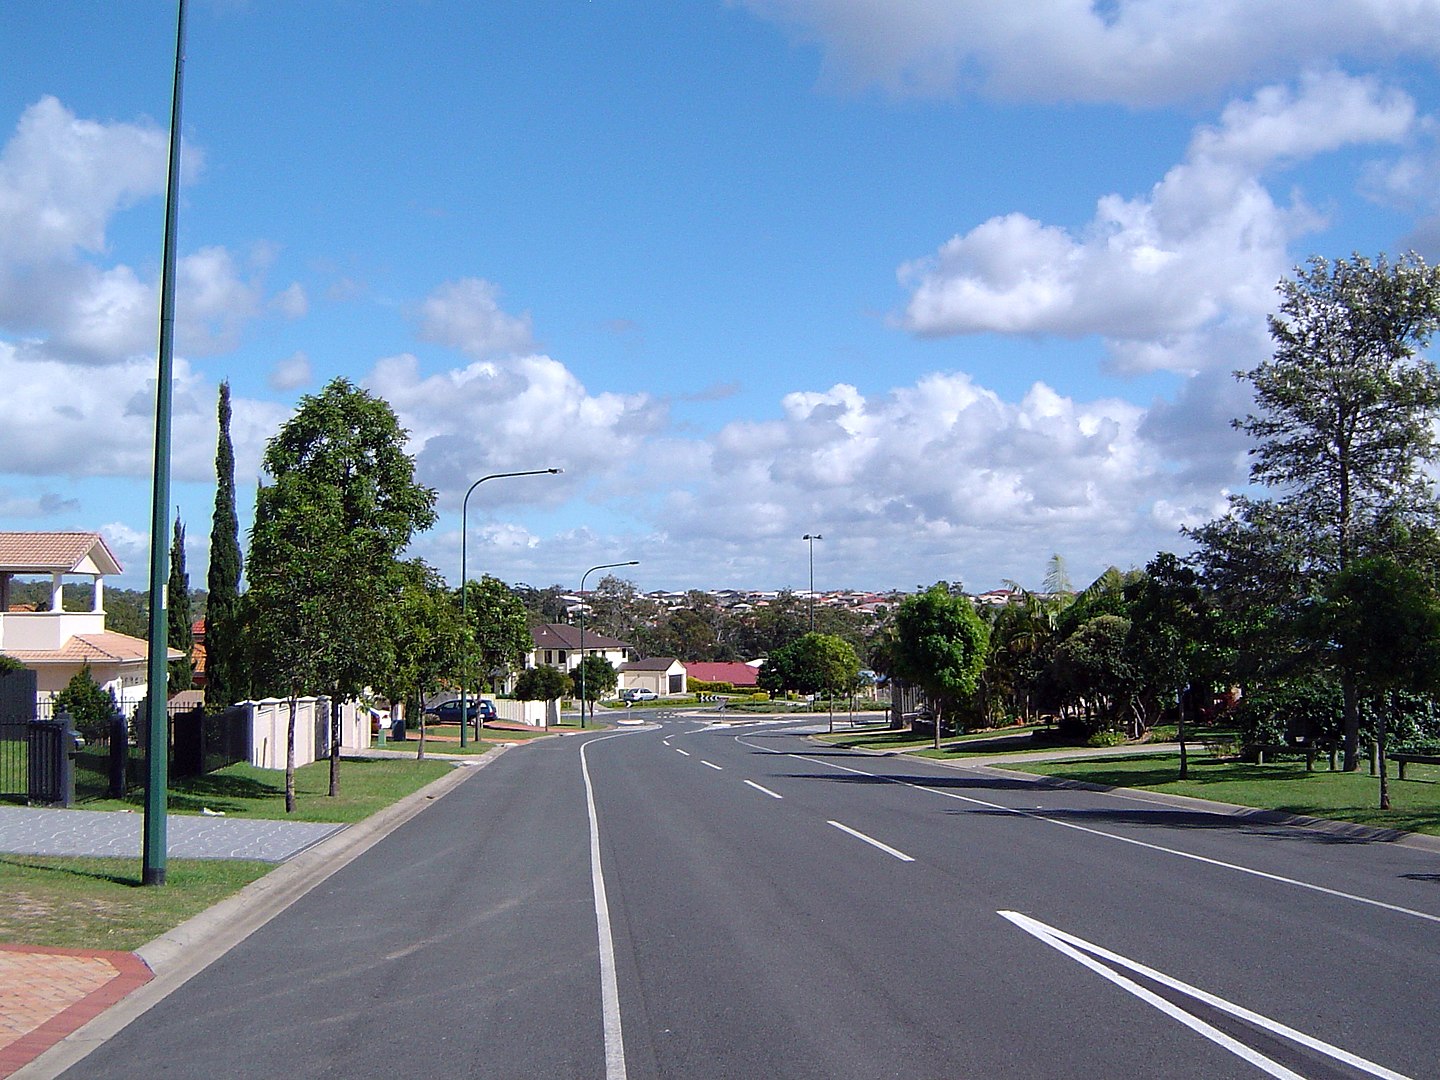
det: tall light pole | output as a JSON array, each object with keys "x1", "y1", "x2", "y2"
[
  {"x1": 142, "y1": 0, "x2": 188, "y2": 887},
  {"x1": 802, "y1": 534, "x2": 823, "y2": 633},
  {"x1": 458, "y1": 468, "x2": 561, "y2": 748},
  {"x1": 579, "y1": 560, "x2": 637, "y2": 728}
]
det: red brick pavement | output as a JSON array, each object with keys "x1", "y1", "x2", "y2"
[{"x1": 0, "y1": 944, "x2": 151, "y2": 1077}]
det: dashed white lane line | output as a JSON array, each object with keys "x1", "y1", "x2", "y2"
[
  {"x1": 744, "y1": 779, "x2": 783, "y2": 799},
  {"x1": 674, "y1": 748, "x2": 690, "y2": 756},
  {"x1": 828, "y1": 820, "x2": 915, "y2": 862},
  {"x1": 702, "y1": 760, "x2": 724, "y2": 771}
]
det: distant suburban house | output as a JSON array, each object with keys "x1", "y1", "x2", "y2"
[
  {"x1": 0, "y1": 531, "x2": 180, "y2": 710},
  {"x1": 684, "y1": 661, "x2": 760, "y2": 688},
  {"x1": 527, "y1": 623, "x2": 634, "y2": 676},
  {"x1": 619, "y1": 657, "x2": 687, "y2": 697}
]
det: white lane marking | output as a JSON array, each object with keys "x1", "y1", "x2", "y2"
[
  {"x1": 580, "y1": 732, "x2": 641, "y2": 1080},
  {"x1": 674, "y1": 748, "x2": 690, "y2": 756},
  {"x1": 735, "y1": 735, "x2": 1440, "y2": 927},
  {"x1": 701, "y1": 760, "x2": 724, "y2": 771},
  {"x1": 1000, "y1": 911, "x2": 1414, "y2": 1080},
  {"x1": 744, "y1": 779, "x2": 783, "y2": 799},
  {"x1": 827, "y1": 820, "x2": 915, "y2": 862}
]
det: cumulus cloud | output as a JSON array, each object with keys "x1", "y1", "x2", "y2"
[
  {"x1": 0, "y1": 489, "x2": 80, "y2": 517},
  {"x1": 269, "y1": 350, "x2": 313, "y2": 391},
  {"x1": 896, "y1": 72, "x2": 1413, "y2": 373},
  {"x1": 365, "y1": 351, "x2": 667, "y2": 503},
  {"x1": 417, "y1": 278, "x2": 535, "y2": 358},
  {"x1": 738, "y1": 0, "x2": 1440, "y2": 105}
]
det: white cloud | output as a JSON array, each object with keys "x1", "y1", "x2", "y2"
[
  {"x1": 364, "y1": 351, "x2": 667, "y2": 503},
  {"x1": 269, "y1": 350, "x2": 313, "y2": 391},
  {"x1": 896, "y1": 72, "x2": 1413, "y2": 373},
  {"x1": 739, "y1": 1, "x2": 1440, "y2": 105},
  {"x1": 417, "y1": 278, "x2": 535, "y2": 359},
  {"x1": 0, "y1": 489, "x2": 79, "y2": 517},
  {"x1": 270, "y1": 281, "x2": 309, "y2": 319}
]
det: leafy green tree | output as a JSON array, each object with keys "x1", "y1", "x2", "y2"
[
  {"x1": 890, "y1": 584, "x2": 989, "y2": 749},
  {"x1": 54, "y1": 664, "x2": 119, "y2": 741},
  {"x1": 1226, "y1": 252, "x2": 1440, "y2": 769},
  {"x1": 460, "y1": 576, "x2": 532, "y2": 695},
  {"x1": 1051, "y1": 615, "x2": 1138, "y2": 739},
  {"x1": 383, "y1": 560, "x2": 468, "y2": 760},
  {"x1": 167, "y1": 515, "x2": 193, "y2": 691},
  {"x1": 514, "y1": 664, "x2": 571, "y2": 728},
  {"x1": 1316, "y1": 556, "x2": 1440, "y2": 809},
  {"x1": 206, "y1": 380, "x2": 245, "y2": 710},
  {"x1": 245, "y1": 378, "x2": 436, "y2": 808},
  {"x1": 575, "y1": 654, "x2": 617, "y2": 721}
]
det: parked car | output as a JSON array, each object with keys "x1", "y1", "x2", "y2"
[
  {"x1": 619, "y1": 687, "x2": 658, "y2": 702},
  {"x1": 427, "y1": 698, "x2": 498, "y2": 728}
]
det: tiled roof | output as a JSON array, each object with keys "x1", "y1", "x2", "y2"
[
  {"x1": 530, "y1": 623, "x2": 630, "y2": 651},
  {"x1": 684, "y1": 661, "x2": 759, "y2": 686},
  {"x1": 0, "y1": 532, "x2": 122, "y2": 575},
  {"x1": 620, "y1": 657, "x2": 680, "y2": 672},
  {"x1": 8, "y1": 632, "x2": 181, "y2": 664}
]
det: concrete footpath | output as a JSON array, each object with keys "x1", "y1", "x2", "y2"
[{"x1": 1, "y1": 750, "x2": 505, "y2": 1079}]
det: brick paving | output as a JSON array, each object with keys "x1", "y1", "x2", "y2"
[{"x1": 0, "y1": 944, "x2": 150, "y2": 1078}]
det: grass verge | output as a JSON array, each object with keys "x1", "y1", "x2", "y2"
[
  {"x1": 0, "y1": 855, "x2": 272, "y2": 950},
  {"x1": 1008, "y1": 752, "x2": 1440, "y2": 836},
  {"x1": 83, "y1": 756, "x2": 453, "y2": 823}
]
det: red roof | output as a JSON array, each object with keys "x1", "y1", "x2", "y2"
[{"x1": 684, "y1": 661, "x2": 759, "y2": 686}]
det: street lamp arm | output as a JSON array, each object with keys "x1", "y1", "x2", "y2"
[{"x1": 578, "y1": 559, "x2": 639, "y2": 728}]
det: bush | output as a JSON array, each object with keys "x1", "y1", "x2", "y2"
[
  {"x1": 1085, "y1": 730, "x2": 1128, "y2": 748},
  {"x1": 54, "y1": 664, "x2": 120, "y2": 741},
  {"x1": 0, "y1": 654, "x2": 26, "y2": 674}
]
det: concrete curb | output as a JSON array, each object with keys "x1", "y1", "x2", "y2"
[{"x1": 13, "y1": 746, "x2": 509, "y2": 1080}]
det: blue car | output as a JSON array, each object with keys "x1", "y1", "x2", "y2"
[{"x1": 428, "y1": 698, "x2": 498, "y2": 727}]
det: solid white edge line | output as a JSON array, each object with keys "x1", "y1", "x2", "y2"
[
  {"x1": 998, "y1": 912, "x2": 1307, "y2": 1080},
  {"x1": 999, "y1": 911, "x2": 1413, "y2": 1080},
  {"x1": 827, "y1": 819, "x2": 915, "y2": 861},
  {"x1": 735, "y1": 736, "x2": 1440, "y2": 928},
  {"x1": 580, "y1": 732, "x2": 638, "y2": 1080},
  {"x1": 702, "y1": 760, "x2": 723, "y2": 770},
  {"x1": 744, "y1": 779, "x2": 783, "y2": 799}
]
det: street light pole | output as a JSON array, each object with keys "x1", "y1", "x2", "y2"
[
  {"x1": 578, "y1": 560, "x2": 638, "y2": 728},
  {"x1": 458, "y1": 468, "x2": 561, "y2": 748},
  {"x1": 802, "y1": 534, "x2": 823, "y2": 633},
  {"x1": 142, "y1": 0, "x2": 188, "y2": 887}
]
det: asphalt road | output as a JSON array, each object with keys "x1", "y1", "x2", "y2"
[{"x1": 63, "y1": 716, "x2": 1440, "y2": 1079}]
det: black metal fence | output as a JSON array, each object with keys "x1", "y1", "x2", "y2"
[
  {"x1": 0, "y1": 669, "x2": 38, "y2": 801},
  {"x1": 172, "y1": 704, "x2": 253, "y2": 778}
]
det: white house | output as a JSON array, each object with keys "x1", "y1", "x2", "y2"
[
  {"x1": 526, "y1": 623, "x2": 633, "y2": 676},
  {"x1": 618, "y1": 657, "x2": 687, "y2": 697},
  {"x1": 0, "y1": 532, "x2": 179, "y2": 711}
]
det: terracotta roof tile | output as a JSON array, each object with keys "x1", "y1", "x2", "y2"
[
  {"x1": 8, "y1": 632, "x2": 181, "y2": 664},
  {"x1": 0, "y1": 533, "x2": 122, "y2": 575}
]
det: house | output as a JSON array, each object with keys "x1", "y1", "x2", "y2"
[
  {"x1": 619, "y1": 657, "x2": 687, "y2": 697},
  {"x1": 0, "y1": 532, "x2": 180, "y2": 711},
  {"x1": 684, "y1": 661, "x2": 760, "y2": 688},
  {"x1": 526, "y1": 623, "x2": 634, "y2": 676}
]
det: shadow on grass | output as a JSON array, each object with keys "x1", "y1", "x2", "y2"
[{"x1": 0, "y1": 854, "x2": 140, "y2": 887}]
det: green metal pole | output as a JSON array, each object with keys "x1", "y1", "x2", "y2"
[
  {"x1": 142, "y1": 0, "x2": 188, "y2": 887},
  {"x1": 580, "y1": 561, "x2": 637, "y2": 727}
]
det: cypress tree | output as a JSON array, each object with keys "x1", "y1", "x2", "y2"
[
  {"x1": 205, "y1": 381, "x2": 244, "y2": 709},
  {"x1": 167, "y1": 515, "x2": 193, "y2": 690}
]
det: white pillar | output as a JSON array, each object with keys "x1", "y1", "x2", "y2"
[
  {"x1": 50, "y1": 572, "x2": 63, "y2": 612},
  {"x1": 92, "y1": 574, "x2": 105, "y2": 613}
]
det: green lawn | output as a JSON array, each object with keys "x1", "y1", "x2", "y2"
[
  {"x1": 0, "y1": 855, "x2": 273, "y2": 950},
  {"x1": 816, "y1": 724, "x2": 1046, "y2": 754},
  {"x1": 1009, "y1": 752, "x2": 1440, "y2": 836},
  {"x1": 83, "y1": 756, "x2": 453, "y2": 823}
]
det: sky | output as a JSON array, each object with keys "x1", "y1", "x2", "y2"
[{"x1": 3, "y1": 1, "x2": 1440, "y2": 597}]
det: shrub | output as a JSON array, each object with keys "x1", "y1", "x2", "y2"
[
  {"x1": 1085, "y1": 730, "x2": 1127, "y2": 748},
  {"x1": 54, "y1": 664, "x2": 120, "y2": 741}
]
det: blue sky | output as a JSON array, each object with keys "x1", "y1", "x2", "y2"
[{"x1": 4, "y1": 1, "x2": 1440, "y2": 595}]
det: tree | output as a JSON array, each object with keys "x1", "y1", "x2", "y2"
[
  {"x1": 1316, "y1": 556, "x2": 1440, "y2": 809},
  {"x1": 575, "y1": 654, "x2": 617, "y2": 721},
  {"x1": 514, "y1": 665, "x2": 571, "y2": 728},
  {"x1": 206, "y1": 380, "x2": 245, "y2": 711},
  {"x1": 55, "y1": 664, "x2": 119, "y2": 741},
  {"x1": 1225, "y1": 252, "x2": 1440, "y2": 768},
  {"x1": 460, "y1": 576, "x2": 532, "y2": 696},
  {"x1": 383, "y1": 560, "x2": 468, "y2": 760},
  {"x1": 245, "y1": 378, "x2": 436, "y2": 808},
  {"x1": 1051, "y1": 615, "x2": 1138, "y2": 739},
  {"x1": 166, "y1": 515, "x2": 194, "y2": 691},
  {"x1": 890, "y1": 584, "x2": 990, "y2": 749}
]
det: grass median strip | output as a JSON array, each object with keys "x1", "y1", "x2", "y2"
[{"x1": 1007, "y1": 753, "x2": 1440, "y2": 836}]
